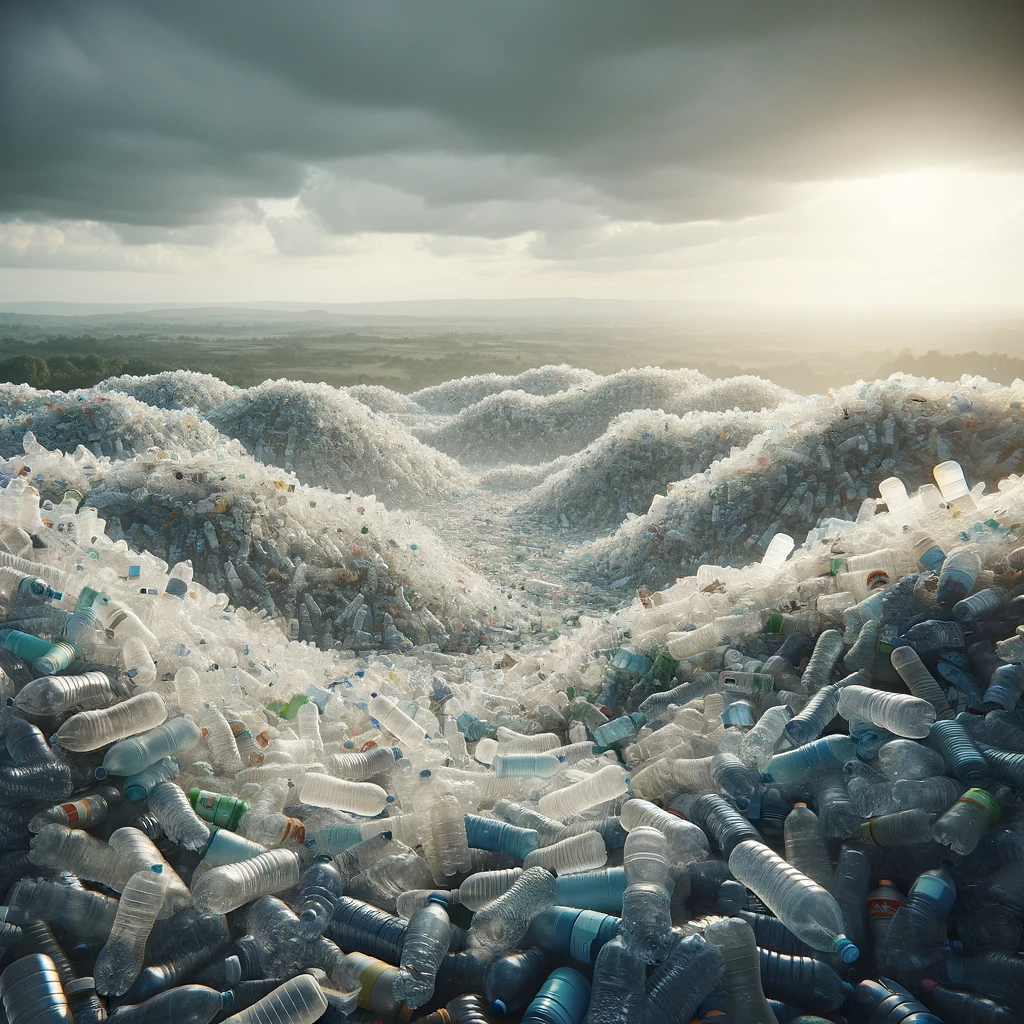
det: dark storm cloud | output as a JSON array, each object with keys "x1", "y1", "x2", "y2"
[{"x1": 2, "y1": 0, "x2": 1022, "y2": 245}]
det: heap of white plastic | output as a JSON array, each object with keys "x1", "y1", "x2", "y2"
[
  {"x1": 97, "y1": 371, "x2": 238, "y2": 413},
  {"x1": 0, "y1": 385, "x2": 225, "y2": 462},
  {"x1": 5, "y1": 435, "x2": 516, "y2": 653},
  {"x1": 421, "y1": 369, "x2": 792, "y2": 467},
  {"x1": 582, "y1": 374, "x2": 1024, "y2": 590},
  {"x1": 515, "y1": 408, "x2": 776, "y2": 534},
  {"x1": 206, "y1": 379, "x2": 474, "y2": 506}
]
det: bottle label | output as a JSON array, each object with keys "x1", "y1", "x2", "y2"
[
  {"x1": 911, "y1": 874, "x2": 953, "y2": 902},
  {"x1": 282, "y1": 817, "x2": 306, "y2": 843},
  {"x1": 58, "y1": 799, "x2": 90, "y2": 826},
  {"x1": 867, "y1": 895, "x2": 902, "y2": 921},
  {"x1": 958, "y1": 788, "x2": 1001, "y2": 824},
  {"x1": 763, "y1": 614, "x2": 784, "y2": 633}
]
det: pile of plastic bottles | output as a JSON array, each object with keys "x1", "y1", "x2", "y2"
[
  {"x1": 4, "y1": 434, "x2": 516, "y2": 655},
  {"x1": 584, "y1": 373, "x2": 1024, "y2": 591},
  {"x1": 0, "y1": 446, "x2": 1021, "y2": 1024},
  {"x1": 98, "y1": 373, "x2": 238, "y2": 415},
  {"x1": 419, "y1": 369, "x2": 791, "y2": 467}
]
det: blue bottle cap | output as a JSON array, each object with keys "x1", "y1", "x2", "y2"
[
  {"x1": 491, "y1": 999, "x2": 507, "y2": 1015},
  {"x1": 833, "y1": 935, "x2": 859, "y2": 963}
]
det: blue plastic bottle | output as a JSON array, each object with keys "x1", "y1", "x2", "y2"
[
  {"x1": 464, "y1": 814, "x2": 539, "y2": 860},
  {"x1": 521, "y1": 967, "x2": 591, "y2": 1024},
  {"x1": 484, "y1": 948, "x2": 552, "y2": 1014},
  {"x1": 852, "y1": 978, "x2": 943, "y2": 1023},
  {"x1": 528, "y1": 907, "x2": 619, "y2": 966},
  {"x1": 554, "y1": 867, "x2": 626, "y2": 914},
  {"x1": 762, "y1": 736, "x2": 858, "y2": 785}
]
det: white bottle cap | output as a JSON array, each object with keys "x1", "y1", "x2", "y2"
[
  {"x1": 878, "y1": 477, "x2": 911, "y2": 513},
  {"x1": 933, "y1": 461, "x2": 969, "y2": 502}
]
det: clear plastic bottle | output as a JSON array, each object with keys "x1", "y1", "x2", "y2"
[
  {"x1": 524, "y1": 831, "x2": 607, "y2": 876},
  {"x1": 889, "y1": 646, "x2": 954, "y2": 720},
  {"x1": 937, "y1": 547, "x2": 984, "y2": 610},
  {"x1": 202, "y1": 706, "x2": 243, "y2": 774},
  {"x1": 932, "y1": 787, "x2": 1000, "y2": 855},
  {"x1": 582, "y1": 934, "x2": 644, "y2": 1024},
  {"x1": 368, "y1": 693, "x2": 429, "y2": 749},
  {"x1": 838, "y1": 684, "x2": 936, "y2": 739},
  {"x1": 728, "y1": 840, "x2": 858, "y2": 961},
  {"x1": 328, "y1": 745, "x2": 401, "y2": 780},
  {"x1": 458, "y1": 868, "x2": 523, "y2": 911},
  {"x1": 905, "y1": 619, "x2": 966, "y2": 655},
  {"x1": 147, "y1": 783, "x2": 211, "y2": 850},
  {"x1": 620, "y1": 826, "x2": 672, "y2": 963},
  {"x1": 619, "y1": 798, "x2": 709, "y2": 865},
  {"x1": 492, "y1": 752, "x2": 563, "y2": 778},
  {"x1": 640, "y1": 933, "x2": 724, "y2": 1024},
  {"x1": 13, "y1": 671, "x2": 123, "y2": 718},
  {"x1": 56, "y1": 692, "x2": 167, "y2": 752},
  {"x1": 99, "y1": 717, "x2": 201, "y2": 778},
  {"x1": 920, "y1": 979, "x2": 1017, "y2": 1023},
  {"x1": 94, "y1": 867, "x2": 170, "y2": 996},
  {"x1": 537, "y1": 764, "x2": 628, "y2": 821},
  {"x1": 28, "y1": 789, "x2": 118, "y2": 833},
  {"x1": 892, "y1": 775, "x2": 964, "y2": 812},
  {"x1": 467, "y1": 866, "x2": 558, "y2": 956},
  {"x1": 108, "y1": 826, "x2": 191, "y2": 913},
  {"x1": 877, "y1": 738, "x2": 948, "y2": 781},
  {"x1": 704, "y1": 917, "x2": 776, "y2": 1024},
  {"x1": 982, "y1": 664, "x2": 1024, "y2": 712},
  {"x1": 739, "y1": 704, "x2": 794, "y2": 771},
  {"x1": 29, "y1": 823, "x2": 135, "y2": 891},
  {"x1": 298, "y1": 772, "x2": 389, "y2": 816},
  {"x1": 295, "y1": 857, "x2": 345, "y2": 938},
  {"x1": 783, "y1": 803, "x2": 832, "y2": 888},
  {"x1": 104, "y1": 985, "x2": 232, "y2": 1024},
  {"x1": 346, "y1": 851, "x2": 435, "y2": 914},
  {"x1": 392, "y1": 893, "x2": 453, "y2": 1009},
  {"x1": 217, "y1": 974, "x2": 327, "y2": 1024},
  {"x1": 427, "y1": 789, "x2": 473, "y2": 880},
  {"x1": 783, "y1": 682, "x2": 843, "y2": 747},
  {"x1": 687, "y1": 794, "x2": 761, "y2": 854},
  {"x1": 882, "y1": 866, "x2": 956, "y2": 954},
  {"x1": 763, "y1": 735, "x2": 857, "y2": 785},
  {"x1": 192, "y1": 849, "x2": 301, "y2": 915},
  {"x1": 867, "y1": 877, "x2": 904, "y2": 948},
  {"x1": 0, "y1": 953, "x2": 71, "y2": 1024},
  {"x1": 124, "y1": 757, "x2": 182, "y2": 802},
  {"x1": 859, "y1": 807, "x2": 933, "y2": 847}
]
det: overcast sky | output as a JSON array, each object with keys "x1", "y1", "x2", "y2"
[{"x1": 2, "y1": 1, "x2": 1023, "y2": 307}]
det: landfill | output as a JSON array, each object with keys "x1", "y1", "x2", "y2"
[{"x1": 0, "y1": 365, "x2": 1023, "y2": 1024}]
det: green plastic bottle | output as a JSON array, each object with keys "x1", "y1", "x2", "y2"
[{"x1": 189, "y1": 788, "x2": 249, "y2": 830}]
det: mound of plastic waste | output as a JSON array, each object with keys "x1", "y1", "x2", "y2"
[
  {"x1": 207, "y1": 379, "x2": 474, "y2": 506},
  {"x1": 0, "y1": 445, "x2": 1022, "y2": 1021},
  {"x1": 422, "y1": 368, "x2": 792, "y2": 467},
  {"x1": 583, "y1": 373, "x2": 1024, "y2": 591},
  {"x1": 97, "y1": 372, "x2": 238, "y2": 414},
  {"x1": 412, "y1": 364, "x2": 602, "y2": 415},
  {"x1": 0, "y1": 386, "x2": 225, "y2": 462},
  {"x1": 5, "y1": 436, "x2": 514, "y2": 654},
  {"x1": 517, "y1": 408, "x2": 776, "y2": 535},
  {"x1": 345, "y1": 384, "x2": 422, "y2": 417}
]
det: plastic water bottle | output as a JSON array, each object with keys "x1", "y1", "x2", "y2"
[
  {"x1": 94, "y1": 867, "x2": 169, "y2": 995},
  {"x1": 889, "y1": 646, "x2": 954, "y2": 720},
  {"x1": 328, "y1": 897, "x2": 407, "y2": 965},
  {"x1": 538, "y1": 764, "x2": 628, "y2": 821},
  {"x1": 193, "y1": 849, "x2": 301, "y2": 915},
  {"x1": 524, "y1": 831, "x2": 606, "y2": 876},
  {"x1": 147, "y1": 783, "x2": 211, "y2": 850},
  {"x1": 762, "y1": 735, "x2": 857, "y2": 785},
  {"x1": 295, "y1": 857, "x2": 344, "y2": 938},
  {"x1": 640, "y1": 933, "x2": 725, "y2": 1024},
  {"x1": 3, "y1": 877, "x2": 118, "y2": 942},
  {"x1": 982, "y1": 663, "x2": 1024, "y2": 712},
  {"x1": 932, "y1": 787, "x2": 1000, "y2": 855},
  {"x1": 520, "y1": 967, "x2": 591, "y2": 1024},
  {"x1": 929, "y1": 719, "x2": 989, "y2": 785},
  {"x1": 852, "y1": 978, "x2": 942, "y2": 1024},
  {"x1": 298, "y1": 772, "x2": 389, "y2": 816},
  {"x1": 904, "y1": 618, "x2": 967, "y2": 654},
  {"x1": 783, "y1": 681, "x2": 842, "y2": 747},
  {"x1": 858, "y1": 808, "x2": 933, "y2": 847},
  {"x1": 582, "y1": 934, "x2": 643, "y2": 1024},
  {"x1": 687, "y1": 794, "x2": 760, "y2": 854},
  {"x1": 29, "y1": 823, "x2": 135, "y2": 892},
  {"x1": 878, "y1": 738, "x2": 948, "y2": 781},
  {"x1": 619, "y1": 797, "x2": 709, "y2": 864},
  {"x1": 464, "y1": 814, "x2": 539, "y2": 860},
  {"x1": 123, "y1": 757, "x2": 181, "y2": 802},
  {"x1": 492, "y1": 752, "x2": 563, "y2": 778},
  {"x1": 109, "y1": 826, "x2": 191, "y2": 913},
  {"x1": 12, "y1": 671, "x2": 124, "y2": 718},
  {"x1": 99, "y1": 716, "x2": 201, "y2": 778},
  {"x1": 484, "y1": 947, "x2": 553, "y2": 1015},
  {"x1": 28, "y1": 789, "x2": 118, "y2": 833},
  {"x1": 619, "y1": 826, "x2": 671, "y2": 963},
  {"x1": 468, "y1": 867, "x2": 558, "y2": 956},
  {"x1": 55, "y1": 692, "x2": 167, "y2": 752},
  {"x1": 827, "y1": 844, "x2": 870, "y2": 956},
  {"x1": 867, "y1": 878, "x2": 904, "y2": 948},
  {"x1": 739, "y1": 704, "x2": 794, "y2": 771},
  {"x1": 837, "y1": 685, "x2": 936, "y2": 739},
  {"x1": 937, "y1": 547, "x2": 984, "y2": 609},
  {"x1": 108, "y1": 985, "x2": 233, "y2": 1024},
  {"x1": 217, "y1": 974, "x2": 327, "y2": 1024},
  {"x1": 882, "y1": 866, "x2": 956, "y2": 953},
  {"x1": 202, "y1": 706, "x2": 244, "y2": 774},
  {"x1": 728, "y1": 840, "x2": 858, "y2": 960},
  {"x1": 392, "y1": 893, "x2": 454, "y2": 1009},
  {"x1": 0, "y1": 954, "x2": 72, "y2": 1024},
  {"x1": 783, "y1": 803, "x2": 832, "y2": 888},
  {"x1": 328, "y1": 745, "x2": 402, "y2": 779},
  {"x1": 704, "y1": 916, "x2": 776, "y2": 1024},
  {"x1": 529, "y1": 907, "x2": 620, "y2": 965},
  {"x1": 456, "y1": 868, "x2": 522, "y2": 911},
  {"x1": 758, "y1": 948, "x2": 849, "y2": 1013},
  {"x1": 920, "y1": 979, "x2": 1017, "y2": 1023},
  {"x1": 368, "y1": 693, "x2": 429, "y2": 748}
]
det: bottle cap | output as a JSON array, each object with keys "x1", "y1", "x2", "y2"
[
  {"x1": 491, "y1": 1000, "x2": 507, "y2": 1015},
  {"x1": 427, "y1": 893, "x2": 449, "y2": 906},
  {"x1": 920, "y1": 979, "x2": 937, "y2": 996},
  {"x1": 878, "y1": 879, "x2": 894, "y2": 887},
  {"x1": 833, "y1": 935, "x2": 859, "y2": 963},
  {"x1": 792, "y1": 802, "x2": 807, "y2": 808}
]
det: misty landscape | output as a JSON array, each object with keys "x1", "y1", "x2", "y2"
[{"x1": 1, "y1": 3, "x2": 1024, "y2": 1022}]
